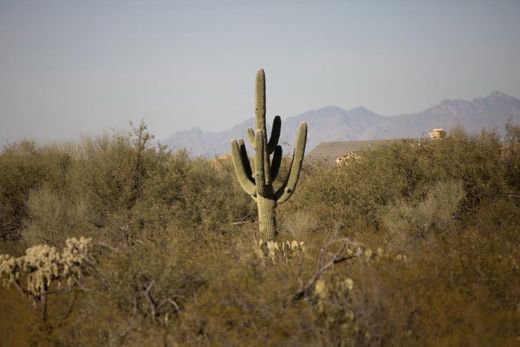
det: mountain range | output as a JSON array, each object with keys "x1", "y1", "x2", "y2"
[{"x1": 162, "y1": 91, "x2": 520, "y2": 157}]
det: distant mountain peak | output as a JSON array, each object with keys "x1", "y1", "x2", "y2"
[
  {"x1": 315, "y1": 105, "x2": 347, "y2": 112},
  {"x1": 350, "y1": 105, "x2": 379, "y2": 114},
  {"x1": 316, "y1": 105, "x2": 372, "y2": 113},
  {"x1": 487, "y1": 90, "x2": 516, "y2": 101}
]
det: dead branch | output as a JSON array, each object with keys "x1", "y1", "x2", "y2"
[{"x1": 292, "y1": 239, "x2": 355, "y2": 303}]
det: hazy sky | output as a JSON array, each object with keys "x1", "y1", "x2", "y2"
[{"x1": 1, "y1": 0, "x2": 520, "y2": 144}]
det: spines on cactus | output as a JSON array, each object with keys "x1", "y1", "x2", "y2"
[{"x1": 230, "y1": 69, "x2": 308, "y2": 240}]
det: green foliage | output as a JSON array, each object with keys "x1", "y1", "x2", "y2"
[{"x1": 0, "y1": 124, "x2": 519, "y2": 346}]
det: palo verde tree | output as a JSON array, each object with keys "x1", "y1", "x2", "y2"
[{"x1": 230, "y1": 69, "x2": 308, "y2": 240}]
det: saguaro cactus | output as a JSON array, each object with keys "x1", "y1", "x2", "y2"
[{"x1": 230, "y1": 69, "x2": 308, "y2": 240}]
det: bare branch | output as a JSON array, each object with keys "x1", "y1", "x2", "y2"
[{"x1": 292, "y1": 239, "x2": 355, "y2": 303}]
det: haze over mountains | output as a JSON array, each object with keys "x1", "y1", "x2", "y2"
[{"x1": 163, "y1": 91, "x2": 520, "y2": 157}]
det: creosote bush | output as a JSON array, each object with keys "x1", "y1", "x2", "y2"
[{"x1": 0, "y1": 124, "x2": 519, "y2": 346}]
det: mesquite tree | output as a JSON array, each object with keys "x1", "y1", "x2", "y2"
[{"x1": 230, "y1": 69, "x2": 307, "y2": 240}]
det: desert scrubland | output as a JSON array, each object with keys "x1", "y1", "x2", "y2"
[{"x1": 1, "y1": 122, "x2": 519, "y2": 346}]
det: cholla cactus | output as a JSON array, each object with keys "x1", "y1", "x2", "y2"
[
  {"x1": 254, "y1": 239, "x2": 305, "y2": 263},
  {"x1": 0, "y1": 254, "x2": 18, "y2": 287},
  {"x1": 22, "y1": 244, "x2": 63, "y2": 295},
  {"x1": 0, "y1": 237, "x2": 93, "y2": 320},
  {"x1": 231, "y1": 69, "x2": 308, "y2": 240}
]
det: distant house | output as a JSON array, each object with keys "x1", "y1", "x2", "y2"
[
  {"x1": 307, "y1": 139, "x2": 402, "y2": 164},
  {"x1": 308, "y1": 128, "x2": 449, "y2": 165},
  {"x1": 335, "y1": 151, "x2": 361, "y2": 167},
  {"x1": 429, "y1": 128, "x2": 446, "y2": 140},
  {"x1": 211, "y1": 154, "x2": 231, "y2": 169}
]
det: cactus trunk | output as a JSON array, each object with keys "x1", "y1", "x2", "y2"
[
  {"x1": 257, "y1": 195, "x2": 277, "y2": 240},
  {"x1": 230, "y1": 69, "x2": 307, "y2": 240}
]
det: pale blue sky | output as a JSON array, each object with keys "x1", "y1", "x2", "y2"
[{"x1": 1, "y1": 0, "x2": 519, "y2": 144}]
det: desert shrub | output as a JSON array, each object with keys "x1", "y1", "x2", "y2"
[
  {"x1": 382, "y1": 180, "x2": 466, "y2": 250},
  {"x1": 0, "y1": 141, "x2": 72, "y2": 242},
  {"x1": 503, "y1": 121, "x2": 520, "y2": 192},
  {"x1": 23, "y1": 185, "x2": 91, "y2": 247},
  {"x1": 126, "y1": 153, "x2": 255, "y2": 244},
  {"x1": 281, "y1": 209, "x2": 320, "y2": 236},
  {"x1": 62, "y1": 235, "x2": 206, "y2": 346},
  {"x1": 73, "y1": 125, "x2": 158, "y2": 228},
  {"x1": 73, "y1": 124, "x2": 254, "y2": 244},
  {"x1": 320, "y1": 205, "x2": 520, "y2": 347},
  {"x1": 424, "y1": 129, "x2": 508, "y2": 209}
]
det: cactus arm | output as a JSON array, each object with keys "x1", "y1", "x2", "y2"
[
  {"x1": 270, "y1": 145, "x2": 283, "y2": 182},
  {"x1": 275, "y1": 122, "x2": 307, "y2": 204},
  {"x1": 274, "y1": 150, "x2": 293, "y2": 201},
  {"x1": 230, "y1": 139, "x2": 256, "y2": 197},
  {"x1": 267, "y1": 115, "x2": 281, "y2": 154},
  {"x1": 237, "y1": 139, "x2": 253, "y2": 179},
  {"x1": 246, "y1": 128, "x2": 256, "y2": 147},
  {"x1": 255, "y1": 129, "x2": 267, "y2": 196}
]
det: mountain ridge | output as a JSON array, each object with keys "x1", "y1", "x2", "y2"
[{"x1": 163, "y1": 91, "x2": 520, "y2": 157}]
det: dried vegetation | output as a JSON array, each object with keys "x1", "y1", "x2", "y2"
[{"x1": 1, "y1": 122, "x2": 519, "y2": 346}]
